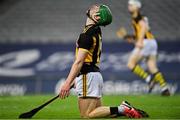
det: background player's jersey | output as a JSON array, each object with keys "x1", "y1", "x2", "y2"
[
  {"x1": 132, "y1": 13, "x2": 155, "y2": 40},
  {"x1": 76, "y1": 25, "x2": 102, "y2": 74}
]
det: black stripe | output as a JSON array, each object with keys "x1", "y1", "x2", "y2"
[{"x1": 92, "y1": 34, "x2": 99, "y2": 65}]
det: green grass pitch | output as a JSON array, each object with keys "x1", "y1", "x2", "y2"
[{"x1": 0, "y1": 95, "x2": 180, "y2": 119}]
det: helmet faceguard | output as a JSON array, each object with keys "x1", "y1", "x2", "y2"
[
  {"x1": 96, "y1": 5, "x2": 112, "y2": 26},
  {"x1": 86, "y1": 4, "x2": 112, "y2": 26}
]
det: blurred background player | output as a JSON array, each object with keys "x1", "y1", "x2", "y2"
[
  {"x1": 117, "y1": 0, "x2": 170, "y2": 96},
  {"x1": 59, "y1": 4, "x2": 148, "y2": 119}
]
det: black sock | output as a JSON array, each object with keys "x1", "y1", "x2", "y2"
[
  {"x1": 110, "y1": 107, "x2": 125, "y2": 116},
  {"x1": 110, "y1": 107, "x2": 118, "y2": 115}
]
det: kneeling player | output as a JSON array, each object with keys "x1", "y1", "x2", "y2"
[{"x1": 59, "y1": 4, "x2": 148, "y2": 118}]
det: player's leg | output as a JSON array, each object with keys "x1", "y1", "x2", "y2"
[
  {"x1": 78, "y1": 98, "x2": 112, "y2": 118},
  {"x1": 147, "y1": 55, "x2": 170, "y2": 95},
  {"x1": 87, "y1": 98, "x2": 119, "y2": 118},
  {"x1": 127, "y1": 48, "x2": 151, "y2": 82},
  {"x1": 77, "y1": 72, "x2": 119, "y2": 118},
  {"x1": 76, "y1": 72, "x2": 112, "y2": 118},
  {"x1": 144, "y1": 39, "x2": 170, "y2": 95},
  {"x1": 78, "y1": 97, "x2": 146, "y2": 118},
  {"x1": 76, "y1": 72, "x2": 147, "y2": 118},
  {"x1": 147, "y1": 55, "x2": 158, "y2": 74},
  {"x1": 89, "y1": 106, "x2": 116, "y2": 118}
]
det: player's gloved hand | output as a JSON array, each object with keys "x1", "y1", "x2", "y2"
[{"x1": 59, "y1": 81, "x2": 71, "y2": 99}]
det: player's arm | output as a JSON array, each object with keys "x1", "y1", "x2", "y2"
[
  {"x1": 135, "y1": 20, "x2": 147, "y2": 49},
  {"x1": 116, "y1": 27, "x2": 135, "y2": 44},
  {"x1": 59, "y1": 49, "x2": 88, "y2": 99},
  {"x1": 59, "y1": 34, "x2": 92, "y2": 99}
]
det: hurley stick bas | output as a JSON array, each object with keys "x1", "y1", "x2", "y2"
[{"x1": 19, "y1": 85, "x2": 74, "y2": 119}]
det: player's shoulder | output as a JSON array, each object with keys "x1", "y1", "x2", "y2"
[
  {"x1": 82, "y1": 25, "x2": 101, "y2": 36},
  {"x1": 133, "y1": 13, "x2": 148, "y2": 23}
]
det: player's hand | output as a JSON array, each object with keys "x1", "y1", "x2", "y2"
[
  {"x1": 59, "y1": 81, "x2": 71, "y2": 99},
  {"x1": 135, "y1": 41, "x2": 144, "y2": 49},
  {"x1": 124, "y1": 35, "x2": 135, "y2": 44},
  {"x1": 116, "y1": 27, "x2": 127, "y2": 39}
]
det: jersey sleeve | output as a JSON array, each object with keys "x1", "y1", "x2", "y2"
[{"x1": 78, "y1": 33, "x2": 93, "y2": 51}]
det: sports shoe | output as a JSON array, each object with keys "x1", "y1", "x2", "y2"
[
  {"x1": 161, "y1": 88, "x2": 170, "y2": 96},
  {"x1": 120, "y1": 101, "x2": 149, "y2": 118}
]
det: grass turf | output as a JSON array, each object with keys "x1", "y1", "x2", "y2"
[{"x1": 0, "y1": 95, "x2": 180, "y2": 119}]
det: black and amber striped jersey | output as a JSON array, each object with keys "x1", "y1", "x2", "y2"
[
  {"x1": 76, "y1": 25, "x2": 102, "y2": 74},
  {"x1": 132, "y1": 13, "x2": 155, "y2": 40}
]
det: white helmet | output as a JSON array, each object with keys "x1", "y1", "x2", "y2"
[{"x1": 128, "y1": 0, "x2": 142, "y2": 8}]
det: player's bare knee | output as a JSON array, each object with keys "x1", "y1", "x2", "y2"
[
  {"x1": 127, "y1": 61, "x2": 135, "y2": 70},
  {"x1": 80, "y1": 110, "x2": 94, "y2": 119},
  {"x1": 148, "y1": 66, "x2": 158, "y2": 74},
  {"x1": 88, "y1": 112, "x2": 96, "y2": 119},
  {"x1": 87, "y1": 112, "x2": 100, "y2": 119},
  {"x1": 80, "y1": 109, "x2": 97, "y2": 119},
  {"x1": 150, "y1": 68, "x2": 158, "y2": 74},
  {"x1": 80, "y1": 113, "x2": 89, "y2": 119}
]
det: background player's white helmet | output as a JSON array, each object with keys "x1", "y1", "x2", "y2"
[{"x1": 128, "y1": 0, "x2": 142, "y2": 8}]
